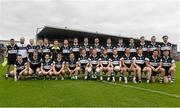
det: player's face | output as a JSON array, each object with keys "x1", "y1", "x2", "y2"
[
  {"x1": 113, "y1": 50, "x2": 118, "y2": 55},
  {"x1": 140, "y1": 37, "x2": 145, "y2": 42},
  {"x1": 118, "y1": 39, "x2": 123, "y2": 43},
  {"x1": 74, "y1": 38, "x2": 78, "y2": 43},
  {"x1": 107, "y1": 39, "x2": 111, "y2": 44},
  {"x1": 38, "y1": 39, "x2": 43, "y2": 45},
  {"x1": 153, "y1": 51, "x2": 158, "y2": 57},
  {"x1": 17, "y1": 56, "x2": 22, "y2": 61},
  {"x1": 33, "y1": 52, "x2": 38, "y2": 57},
  {"x1": 130, "y1": 39, "x2": 134, "y2": 44},
  {"x1": 92, "y1": 49, "x2": 97, "y2": 55},
  {"x1": 57, "y1": 53, "x2": 62, "y2": 59},
  {"x1": 44, "y1": 39, "x2": 49, "y2": 45},
  {"x1": 125, "y1": 48, "x2": 130, "y2": 54},
  {"x1": 138, "y1": 49, "x2": 143, "y2": 55},
  {"x1": 70, "y1": 54, "x2": 74, "y2": 59},
  {"x1": 82, "y1": 50, "x2": 86, "y2": 55},
  {"x1": 20, "y1": 37, "x2": 25, "y2": 44},
  {"x1": 45, "y1": 54, "x2": 50, "y2": 60},
  {"x1": 10, "y1": 39, "x2": 15, "y2": 45},
  {"x1": 163, "y1": 37, "x2": 168, "y2": 43},
  {"x1": 54, "y1": 40, "x2": 59, "y2": 46},
  {"x1": 103, "y1": 50, "x2": 108, "y2": 55},
  {"x1": 29, "y1": 39, "x2": 34, "y2": 45},
  {"x1": 95, "y1": 38, "x2": 99, "y2": 43},
  {"x1": 84, "y1": 38, "x2": 88, "y2": 43},
  {"x1": 151, "y1": 36, "x2": 156, "y2": 42},
  {"x1": 163, "y1": 51, "x2": 169, "y2": 56},
  {"x1": 64, "y1": 40, "x2": 68, "y2": 45}
]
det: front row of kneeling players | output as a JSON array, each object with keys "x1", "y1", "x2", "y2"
[{"x1": 11, "y1": 47, "x2": 176, "y2": 83}]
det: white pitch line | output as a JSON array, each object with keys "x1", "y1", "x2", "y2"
[{"x1": 102, "y1": 81, "x2": 180, "y2": 98}]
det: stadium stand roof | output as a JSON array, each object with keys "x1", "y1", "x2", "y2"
[{"x1": 36, "y1": 26, "x2": 133, "y2": 45}]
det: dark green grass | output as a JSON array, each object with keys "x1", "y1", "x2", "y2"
[{"x1": 0, "y1": 62, "x2": 180, "y2": 107}]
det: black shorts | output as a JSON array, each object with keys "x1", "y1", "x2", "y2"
[
  {"x1": 92, "y1": 65, "x2": 97, "y2": 72},
  {"x1": 107, "y1": 53, "x2": 113, "y2": 58},
  {"x1": 44, "y1": 69, "x2": 50, "y2": 72},
  {"x1": 55, "y1": 68, "x2": 61, "y2": 72},
  {"x1": 118, "y1": 51, "x2": 124, "y2": 57},
  {"x1": 30, "y1": 64, "x2": 40, "y2": 73},
  {"x1": 63, "y1": 54, "x2": 69, "y2": 62},
  {"x1": 137, "y1": 64, "x2": 145, "y2": 70},
  {"x1": 22, "y1": 57, "x2": 28, "y2": 63},
  {"x1": 80, "y1": 65, "x2": 86, "y2": 71},
  {"x1": 81, "y1": 64, "x2": 87, "y2": 70},
  {"x1": 7, "y1": 55, "x2": 16, "y2": 65},
  {"x1": 69, "y1": 67, "x2": 76, "y2": 70},
  {"x1": 152, "y1": 66, "x2": 158, "y2": 76},
  {"x1": 124, "y1": 64, "x2": 131, "y2": 68},
  {"x1": 163, "y1": 67, "x2": 170, "y2": 76},
  {"x1": 16, "y1": 69, "x2": 24, "y2": 76},
  {"x1": 102, "y1": 64, "x2": 108, "y2": 67}
]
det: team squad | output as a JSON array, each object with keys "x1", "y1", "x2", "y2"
[{"x1": 5, "y1": 35, "x2": 176, "y2": 83}]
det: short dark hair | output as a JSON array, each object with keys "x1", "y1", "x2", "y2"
[{"x1": 162, "y1": 35, "x2": 168, "y2": 39}]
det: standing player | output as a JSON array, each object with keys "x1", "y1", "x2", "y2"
[
  {"x1": 17, "y1": 37, "x2": 28, "y2": 62},
  {"x1": 66, "y1": 53, "x2": 80, "y2": 80},
  {"x1": 51, "y1": 40, "x2": 61, "y2": 61},
  {"x1": 27, "y1": 38, "x2": 37, "y2": 59},
  {"x1": 148, "y1": 36, "x2": 161, "y2": 57},
  {"x1": 128, "y1": 38, "x2": 137, "y2": 57},
  {"x1": 52, "y1": 53, "x2": 65, "y2": 80},
  {"x1": 133, "y1": 48, "x2": 152, "y2": 83},
  {"x1": 71, "y1": 38, "x2": 80, "y2": 58},
  {"x1": 42, "y1": 38, "x2": 52, "y2": 59},
  {"x1": 91, "y1": 38, "x2": 102, "y2": 56},
  {"x1": 36, "y1": 39, "x2": 43, "y2": 59},
  {"x1": 28, "y1": 50, "x2": 41, "y2": 79},
  {"x1": 161, "y1": 50, "x2": 176, "y2": 83},
  {"x1": 103, "y1": 38, "x2": 115, "y2": 57},
  {"x1": 12, "y1": 54, "x2": 28, "y2": 81},
  {"x1": 116, "y1": 38, "x2": 125, "y2": 57},
  {"x1": 147, "y1": 50, "x2": 164, "y2": 83},
  {"x1": 80, "y1": 37, "x2": 91, "y2": 56},
  {"x1": 61, "y1": 39, "x2": 71, "y2": 61},
  {"x1": 5, "y1": 39, "x2": 19, "y2": 79},
  {"x1": 121, "y1": 48, "x2": 137, "y2": 84},
  {"x1": 160, "y1": 35, "x2": 172, "y2": 57},
  {"x1": 39, "y1": 54, "x2": 53, "y2": 80},
  {"x1": 138, "y1": 36, "x2": 149, "y2": 56}
]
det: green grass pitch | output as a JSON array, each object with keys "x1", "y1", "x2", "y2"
[{"x1": 0, "y1": 62, "x2": 180, "y2": 107}]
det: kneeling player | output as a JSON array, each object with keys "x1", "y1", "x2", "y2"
[
  {"x1": 121, "y1": 48, "x2": 137, "y2": 84},
  {"x1": 39, "y1": 54, "x2": 53, "y2": 80},
  {"x1": 100, "y1": 49, "x2": 113, "y2": 81},
  {"x1": 12, "y1": 54, "x2": 28, "y2": 81},
  {"x1": 66, "y1": 53, "x2": 80, "y2": 80},
  {"x1": 148, "y1": 50, "x2": 164, "y2": 83},
  {"x1": 133, "y1": 48, "x2": 152, "y2": 83},
  {"x1": 28, "y1": 51, "x2": 41, "y2": 79},
  {"x1": 111, "y1": 49, "x2": 121, "y2": 81},
  {"x1": 78, "y1": 48, "x2": 89, "y2": 73},
  {"x1": 53, "y1": 53, "x2": 65, "y2": 80},
  {"x1": 162, "y1": 50, "x2": 176, "y2": 83},
  {"x1": 89, "y1": 48, "x2": 101, "y2": 79}
]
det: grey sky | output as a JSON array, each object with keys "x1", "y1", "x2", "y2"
[{"x1": 0, "y1": 0, "x2": 179, "y2": 50}]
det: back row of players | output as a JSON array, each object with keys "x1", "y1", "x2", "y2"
[{"x1": 5, "y1": 35, "x2": 175, "y2": 83}]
